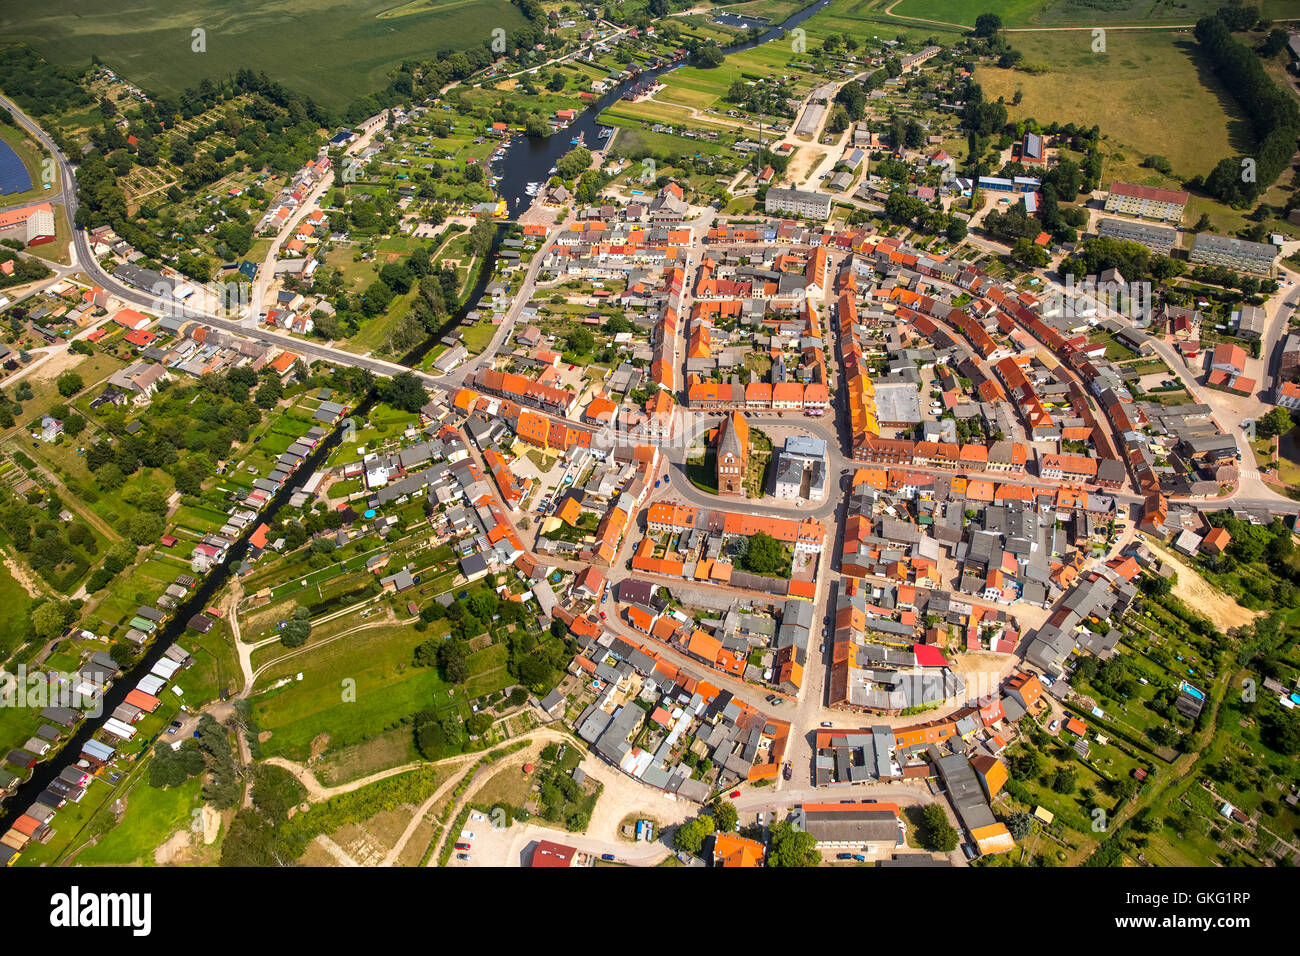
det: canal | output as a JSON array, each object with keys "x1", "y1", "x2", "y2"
[
  {"x1": 491, "y1": 0, "x2": 835, "y2": 217},
  {"x1": 0, "y1": 217, "x2": 505, "y2": 829}
]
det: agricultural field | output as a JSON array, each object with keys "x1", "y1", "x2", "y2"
[
  {"x1": 974, "y1": 30, "x2": 1243, "y2": 180},
  {"x1": 887, "y1": 0, "x2": 1239, "y2": 28},
  {"x1": 0, "y1": 0, "x2": 528, "y2": 109},
  {"x1": 797, "y1": 0, "x2": 966, "y2": 42}
]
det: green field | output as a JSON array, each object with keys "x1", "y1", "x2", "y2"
[
  {"x1": 0, "y1": 0, "x2": 527, "y2": 109},
  {"x1": 250, "y1": 622, "x2": 511, "y2": 760},
  {"x1": 885, "y1": 0, "x2": 1282, "y2": 28},
  {"x1": 74, "y1": 775, "x2": 205, "y2": 866},
  {"x1": 0, "y1": 559, "x2": 34, "y2": 660},
  {"x1": 975, "y1": 30, "x2": 1244, "y2": 179}
]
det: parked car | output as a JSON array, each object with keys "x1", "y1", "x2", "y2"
[
  {"x1": 456, "y1": 853, "x2": 470, "y2": 861},
  {"x1": 470, "y1": 812, "x2": 485, "y2": 822},
  {"x1": 782, "y1": 762, "x2": 792, "y2": 781},
  {"x1": 1048, "y1": 720, "x2": 1060, "y2": 732},
  {"x1": 454, "y1": 842, "x2": 471, "y2": 851},
  {"x1": 820, "y1": 721, "x2": 833, "y2": 728},
  {"x1": 461, "y1": 831, "x2": 475, "y2": 840},
  {"x1": 730, "y1": 790, "x2": 741, "y2": 798},
  {"x1": 601, "y1": 853, "x2": 616, "y2": 861}
]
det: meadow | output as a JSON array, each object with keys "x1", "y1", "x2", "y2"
[
  {"x1": 250, "y1": 621, "x2": 512, "y2": 760},
  {"x1": 0, "y1": 0, "x2": 526, "y2": 109},
  {"x1": 974, "y1": 30, "x2": 1245, "y2": 179},
  {"x1": 883, "y1": 0, "x2": 1290, "y2": 28}
]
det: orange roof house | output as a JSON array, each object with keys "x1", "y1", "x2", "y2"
[
  {"x1": 124, "y1": 689, "x2": 161, "y2": 713},
  {"x1": 555, "y1": 496, "x2": 583, "y2": 526},
  {"x1": 713, "y1": 832, "x2": 765, "y2": 867},
  {"x1": 771, "y1": 382, "x2": 804, "y2": 408},
  {"x1": 687, "y1": 629, "x2": 723, "y2": 665},
  {"x1": 582, "y1": 395, "x2": 617, "y2": 425},
  {"x1": 652, "y1": 616, "x2": 679, "y2": 643},
  {"x1": 1201, "y1": 527, "x2": 1231, "y2": 555},
  {"x1": 970, "y1": 754, "x2": 1008, "y2": 799},
  {"x1": 625, "y1": 605, "x2": 655, "y2": 632},
  {"x1": 1004, "y1": 671, "x2": 1044, "y2": 711}
]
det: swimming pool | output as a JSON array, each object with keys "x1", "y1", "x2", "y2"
[
  {"x1": 1179, "y1": 681, "x2": 1205, "y2": 700},
  {"x1": 0, "y1": 138, "x2": 33, "y2": 196}
]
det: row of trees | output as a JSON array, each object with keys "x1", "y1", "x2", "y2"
[{"x1": 1193, "y1": 11, "x2": 1300, "y2": 205}]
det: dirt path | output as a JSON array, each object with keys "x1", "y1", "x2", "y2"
[
  {"x1": 380, "y1": 758, "x2": 484, "y2": 866},
  {"x1": 0, "y1": 547, "x2": 47, "y2": 598},
  {"x1": 424, "y1": 728, "x2": 589, "y2": 866},
  {"x1": 262, "y1": 753, "x2": 470, "y2": 802},
  {"x1": 315, "y1": 834, "x2": 361, "y2": 867}
]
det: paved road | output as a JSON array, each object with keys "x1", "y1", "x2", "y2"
[{"x1": 0, "y1": 95, "x2": 494, "y2": 387}]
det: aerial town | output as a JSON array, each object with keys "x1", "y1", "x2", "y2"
[{"x1": 0, "y1": 0, "x2": 1295, "y2": 902}]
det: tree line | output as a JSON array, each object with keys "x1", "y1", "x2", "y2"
[{"x1": 1193, "y1": 10, "x2": 1300, "y2": 206}]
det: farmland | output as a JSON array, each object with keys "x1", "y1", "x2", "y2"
[
  {"x1": 974, "y1": 30, "x2": 1245, "y2": 179},
  {"x1": 887, "y1": 0, "x2": 1236, "y2": 28},
  {"x1": 0, "y1": 0, "x2": 526, "y2": 109}
]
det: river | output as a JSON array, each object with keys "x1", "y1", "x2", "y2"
[{"x1": 491, "y1": 0, "x2": 835, "y2": 217}]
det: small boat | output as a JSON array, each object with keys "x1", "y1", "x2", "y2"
[
  {"x1": 598, "y1": 127, "x2": 612, "y2": 139},
  {"x1": 571, "y1": 132, "x2": 585, "y2": 146},
  {"x1": 548, "y1": 166, "x2": 557, "y2": 175}
]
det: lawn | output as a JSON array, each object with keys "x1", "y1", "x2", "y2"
[
  {"x1": 0, "y1": 0, "x2": 528, "y2": 110},
  {"x1": 0, "y1": 559, "x2": 34, "y2": 661},
  {"x1": 888, "y1": 0, "x2": 1055, "y2": 28},
  {"x1": 458, "y1": 320, "x2": 497, "y2": 356},
  {"x1": 686, "y1": 451, "x2": 719, "y2": 494},
  {"x1": 973, "y1": 30, "x2": 1245, "y2": 179},
  {"x1": 250, "y1": 622, "x2": 511, "y2": 760},
  {"x1": 74, "y1": 774, "x2": 204, "y2": 865}
]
